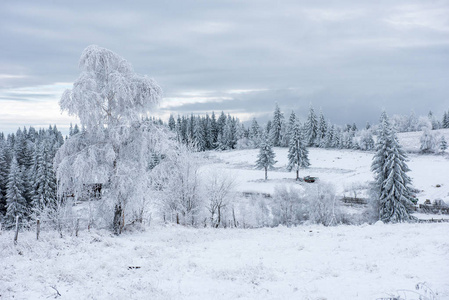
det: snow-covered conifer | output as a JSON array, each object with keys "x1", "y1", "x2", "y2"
[
  {"x1": 287, "y1": 122, "x2": 310, "y2": 180},
  {"x1": 371, "y1": 111, "x2": 415, "y2": 223},
  {"x1": 305, "y1": 104, "x2": 318, "y2": 146},
  {"x1": 168, "y1": 114, "x2": 176, "y2": 131},
  {"x1": 0, "y1": 147, "x2": 8, "y2": 215},
  {"x1": 5, "y1": 156, "x2": 28, "y2": 223},
  {"x1": 317, "y1": 111, "x2": 327, "y2": 147},
  {"x1": 270, "y1": 103, "x2": 284, "y2": 147},
  {"x1": 255, "y1": 138, "x2": 276, "y2": 180}
]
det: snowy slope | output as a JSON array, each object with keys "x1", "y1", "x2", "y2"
[{"x1": 1, "y1": 223, "x2": 448, "y2": 300}]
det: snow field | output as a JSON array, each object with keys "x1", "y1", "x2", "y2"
[
  {"x1": 206, "y1": 146, "x2": 449, "y2": 206},
  {"x1": 1, "y1": 223, "x2": 448, "y2": 299}
]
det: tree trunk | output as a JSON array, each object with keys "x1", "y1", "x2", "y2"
[
  {"x1": 216, "y1": 206, "x2": 221, "y2": 228},
  {"x1": 265, "y1": 167, "x2": 268, "y2": 180},
  {"x1": 296, "y1": 169, "x2": 299, "y2": 181},
  {"x1": 113, "y1": 204, "x2": 122, "y2": 235}
]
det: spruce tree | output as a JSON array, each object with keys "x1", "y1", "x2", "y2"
[
  {"x1": 270, "y1": 103, "x2": 284, "y2": 147},
  {"x1": 0, "y1": 147, "x2": 8, "y2": 216},
  {"x1": 371, "y1": 111, "x2": 415, "y2": 223},
  {"x1": 305, "y1": 104, "x2": 318, "y2": 146},
  {"x1": 287, "y1": 122, "x2": 310, "y2": 180},
  {"x1": 285, "y1": 111, "x2": 296, "y2": 147},
  {"x1": 5, "y1": 156, "x2": 28, "y2": 223},
  {"x1": 168, "y1": 114, "x2": 176, "y2": 131},
  {"x1": 317, "y1": 111, "x2": 327, "y2": 147},
  {"x1": 256, "y1": 139, "x2": 276, "y2": 180}
]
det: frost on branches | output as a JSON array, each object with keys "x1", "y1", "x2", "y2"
[
  {"x1": 287, "y1": 121, "x2": 310, "y2": 180},
  {"x1": 55, "y1": 45, "x2": 168, "y2": 234},
  {"x1": 371, "y1": 112, "x2": 415, "y2": 223},
  {"x1": 255, "y1": 139, "x2": 276, "y2": 180}
]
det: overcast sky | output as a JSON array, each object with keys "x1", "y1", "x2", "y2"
[{"x1": 1, "y1": 0, "x2": 448, "y2": 134}]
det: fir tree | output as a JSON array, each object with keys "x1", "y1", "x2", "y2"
[
  {"x1": 317, "y1": 111, "x2": 327, "y2": 147},
  {"x1": 168, "y1": 114, "x2": 176, "y2": 131},
  {"x1": 371, "y1": 112, "x2": 415, "y2": 223},
  {"x1": 0, "y1": 147, "x2": 8, "y2": 216},
  {"x1": 270, "y1": 103, "x2": 284, "y2": 147},
  {"x1": 287, "y1": 122, "x2": 310, "y2": 180},
  {"x1": 305, "y1": 104, "x2": 318, "y2": 146},
  {"x1": 443, "y1": 111, "x2": 449, "y2": 129},
  {"x1": 193, "y1": 117, "x2": 206, "y2": 151},
  {"x1": 5, "y1": 156, "x2": 28, "y2": 223},
  {"x1": 285, "y1": 111, "x2": 296, "y2": 147},
  {"x1": 255, "y1": 139, "x2": 276, "y2": 180}
]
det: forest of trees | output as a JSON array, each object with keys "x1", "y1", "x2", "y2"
[{"x1": 0, "y1": 126, "x2": 64, "y2": 226}]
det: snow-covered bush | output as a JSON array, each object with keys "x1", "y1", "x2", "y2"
[
  {"x1": 152, "y1": 145, "x2": 205, "y2": 226},
  {"x1": 304, "y1": 182, "x2": 341, "y2": 226},
  {"x1": 203, "y1": 170, "x2": 237, "y2": 228},
  {"x1": 358, "y1": 129, "x2": 375, "y2": 151},
  {"x1": 271, "y1": 185, "x2": 308, "y2": 226},
  {"x1": 420, "y1": 128, "x2": 437, "y2": 153}
]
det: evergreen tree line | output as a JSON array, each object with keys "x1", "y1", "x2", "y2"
[
  {"x1": 167, "y1": 104, "x2": 375, "y2": 152},
  {"x1": 168, "y1": 112, "x2": 245, "y2": 151},
  {"x1": 0, "y1": 126, "x2": 64, "y2": 226}
]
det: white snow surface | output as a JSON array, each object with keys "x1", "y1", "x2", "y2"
[
  {"x1": 205, "y1": 146, "x2": 449, "y2": 205},
  {"x1": 2, "y1": 145, "x2": 449, "y2": 299},
  {"x1": 1, "y1": 223, "x2": 449, "y2": 299}
]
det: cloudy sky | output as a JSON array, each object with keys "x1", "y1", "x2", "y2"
[{"x1": 1, "y1": 0, "x2": 448, "y2": 134}]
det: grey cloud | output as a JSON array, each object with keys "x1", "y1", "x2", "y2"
[{"x1": 1, "y1": 0, "x2": 448, "y2": 131}]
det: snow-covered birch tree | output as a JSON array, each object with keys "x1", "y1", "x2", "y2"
[{"x1": 55, "y1": 45, "x2": 164, "y2": 234}]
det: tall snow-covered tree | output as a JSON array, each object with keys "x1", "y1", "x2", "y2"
[
  {"x1": 193, "y1": 117, "x2": 206, "y2": 151},
  {"x1": 0, "y1": 147, "x2": 8, "y2": 216},
  {"x1": 55, "y1": 45, "x2": 164, "y2": 234},
  {"x1": 5, "y1": 156, "x2": 28, "y2": 223},
  {"x1": 287, "y1": 122, "x2": 310, "y2": 180},
  {"x1": 285, "y1": 111, "x2": 296, "y2": 147},
  {"x1": 255, "y1": 138, "x2": 276, "y2": 180},
  {"x1": 168, "y1": 114, "x2": 176, "y2": 131},
  {"x1": 316, "y1": 111, "x2": 327, "y2": 147},
  {"x1": 305, "y1": 104, "x2": 318, "y2": 146},
  {"x1": 443, "y1": 111, "x2": 449, "y2": 129},
  {"x1": 371, "y1": 111, "x2": 415, "y2": 223},
  {"x1": 270, "y1": 103, "x2": 284, "y2": 147},
  {"x1": 31, "y1": 137, "x2": 57, "y2": 215}
]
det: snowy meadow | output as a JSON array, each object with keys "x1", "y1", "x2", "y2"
[{"x1": 2, "y1": 143, "x2": 449, "y2": 299}]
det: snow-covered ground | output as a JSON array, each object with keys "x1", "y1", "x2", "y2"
[
  {"x1": 2, "y1": 146, "x2": 449, "y2": 299},
  {"x1": 397, "y1": 128, "x2": 449, "y2": 153},
  {"x1": 205, "y1": 146, "x2": 449, "y2": 207},
  {"x1": 1, "y1": 223, "x2": 448, "y2": 300}
]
